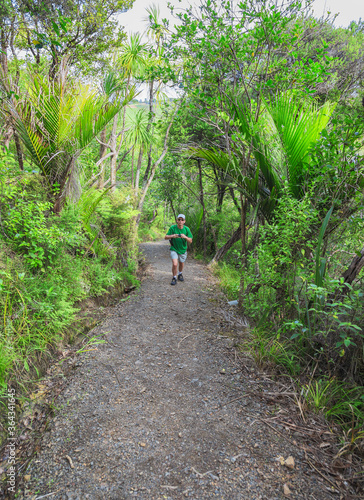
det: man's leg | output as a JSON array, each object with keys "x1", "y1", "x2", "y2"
[
  {"x1": 172, "y1": 259, "x2": 178, "y2": 277},
  {"x1": 170, "y1": 250, "x2": 179, "y2": 284},
  {"x1": 178, "y1": 254, "x2": 186, "y2": 281}
]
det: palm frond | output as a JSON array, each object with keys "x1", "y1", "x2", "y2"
[
  {"x1": 8, "y1": 60, "x2": 137, "y2": 208},
  {"x1": 266, "y1": 95, "x2": 335, "y2": 197}
]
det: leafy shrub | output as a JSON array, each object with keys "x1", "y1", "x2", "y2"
[
  {"x1": 96, "y1": 188, "x2": 138, "y2": 244},
  {"x1": 242, "y1": 192, "x2": 319, "y2": 321},
  {"x1": 4, "y1": 199, "x2": 66, "y2": 268},
  {"x1": 0, "y1": 180, "x2": 141, "y2": 399}
]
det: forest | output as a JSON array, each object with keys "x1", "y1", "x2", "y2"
[{"x1": 0, "y1": 0, "x2": 363, "y2": 464}]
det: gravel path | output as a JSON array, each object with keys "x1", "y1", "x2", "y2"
[{"x1": 19, "y1": 241, "x2": 336, "y2": 499}]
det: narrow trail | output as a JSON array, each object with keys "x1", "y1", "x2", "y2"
[{"x1": 22, "y1": 241, "x2": 336, "y2": 499}]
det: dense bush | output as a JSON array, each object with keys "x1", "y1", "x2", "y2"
[
  {"x1": 0, "y1": 156, "x2": 139, "y2": 400},
  {"x1": 212, "y1": 194, "x2": 364, "y2": 436}
]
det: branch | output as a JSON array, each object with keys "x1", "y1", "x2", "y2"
[{"x1": 137, "y1": 100, "x2": 182, "y2": 216}]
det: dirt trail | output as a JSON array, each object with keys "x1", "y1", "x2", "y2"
[{"x1": 20, "y1": 241, "x2": 336, "y2": 499}]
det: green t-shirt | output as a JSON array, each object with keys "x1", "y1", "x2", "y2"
[{"x1": 167, "y1": 224, "x2": 193, "y2": 254}]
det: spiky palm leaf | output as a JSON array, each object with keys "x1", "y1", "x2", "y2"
[
  {"x1": 265, "y1": 95, "x2": 335, "y2": 198},
  {"x1": 6, "y1": 66, "x2": 136, "y2": 208},
  {"x1": 125, "y1": 109, "x2": 152, "y2": 148},
  {"x1": 192, "y1": 94, "x2": 336, "y2": 220},
  {"x1": 119, "y1": 33, "x2": 148, "y2": 78}
]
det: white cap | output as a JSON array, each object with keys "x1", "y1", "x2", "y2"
[{"x1": 177, "y1": 214, "x2": 185, "y2": 220}]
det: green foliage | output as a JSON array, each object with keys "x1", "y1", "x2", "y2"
[
  {"x1": 17, "y1": 0, "x2": 135, "y2": 75},
  {"x1": 4, "y1": 198, "x2": 64, "y2": 268},
  {"x1": 242, "y1": 327, "x2": 302, "y2": 376},
  {"x1": 304, "y1": 378, "x2": 343, "y2": 413},
  {"x1": 96, "y1": 189, "x2": 138, "y2": 240},
  {"x1": 212, "y1": 262, "x2": 240, "y2": 301},
  {"x1": 0, "y1": 164, "x2": 139, "y2": 396},
  {"x1": 193, "y1": 94, "x2": 336, "y2": 221},
  {"x1": 213, "y1": 190, "x2": 364, "y2": 433},
  {"x1": 302, "y1": 378, "x2": 364, "y2": 440},
  {"x1": 0, "y1": 149, "x2": 31, "y2": 174},
  {"x1": 138, "y1": 206, "x2": 165, "y2": 242},
  {"x1": 241, "y1": 192, "x2": 318, "y2": 318},
  {"x1": 5, "y1": 65, "x2": 135, "y2": 209}
]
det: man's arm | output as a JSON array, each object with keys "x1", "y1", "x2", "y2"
[
  {"x1": 179, "y1": 233, "x2": 192, "y2": 244},
  {"x1": 165, "y1": 226, "x2": 177, "y2": 240}
]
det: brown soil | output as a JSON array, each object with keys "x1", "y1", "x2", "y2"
[{"x1": 2, "y1": 241, "x2": 356, "y2": 499}]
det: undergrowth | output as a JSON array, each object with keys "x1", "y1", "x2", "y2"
[
  {"x1": 0, "y1": 167, "x2": 140, "y2": 434},
  {"x1": 212, "y1": 194, "x2": 364, "y2": 455}
]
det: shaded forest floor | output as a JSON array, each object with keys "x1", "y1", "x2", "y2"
[{"x1": 2, "y1": 241, "x2": 359, "y2": 499}]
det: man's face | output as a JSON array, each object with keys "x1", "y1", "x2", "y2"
[{"x1": 177, "y1": 217, "x2": 185, "y2": 229}]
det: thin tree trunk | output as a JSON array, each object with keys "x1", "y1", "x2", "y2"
[
  {"x1": 211, "y1": 224, "x2": 242, "y2": 263},
  {"x1": 97, "y1": 146, "x2": 134, "y2": 188},
  {"x1": 134, "y1": 144, "x2": 144, "y2": 195},
  {"x1": 131, "y1": 146, "x2": 135, "y2": 188},
  {"x1": 197, "y1": 158, "x2": 207, "y2": 260},
  {"x1": 238, "y1": 193, "x2": 248, "y2": 308},
  {"x1": 53, "y1": 156, "x2": 75, "y2": 213},
  {"x1": 143, "y1": 79, "x2": 155, "y2": 183},
  {"x1": 241, "y1": 194, "x2": 248, "y2": 266},
  {"x1": 0, "y1": 28, "x2": 9, "y2": 87},
  {"x1": 99, "y1": 128, "x2": 107, "y2": 159},
  {"x1": 3, "y1": 123, "x2": 13, "y2": 149},
  {"x1": 14, "y1": 131, "x2": 24, "y2": 170},
  {"x1": 229, "y1": 187, "x2": 241, "y2": 214},
  {"x1": 169, "y1": 199, "x2": 177, "y2": 221},
  {"x1": 136, "y1": 102, "x2": 180, "y2": 224},
  {"x1": 98, "y1": 128, "x2": 107, "y2": 188},
  {"x1": 109, "y1": 115, "x2": 118, "y2": 191}
]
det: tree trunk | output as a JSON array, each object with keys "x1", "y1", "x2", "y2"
[
  {"x1": 3, "y1": 124, "x2": 13, "y2": 149},
  {"x1": 99, "y1": 128, "x2": 107, "y2": 159},
  {"x1": 143, "y1": 79, "x2": 155, "y2": 183},
  {"x1": 342, "y1": 245, "x2": 364, "y2": 286},
  {"x1": 211, "y1": 224, "x2": 242, "y2": 263},
  {"x1": 238, "y1": 194, "x2": 248, "y2": 308},
  {"x1": 131, "y1": 146, "x2": 135, "y2": 188},
  {"x1": 109, "y1": 115, "x2": 118, "y2": 192},
  {"x1": 169, "y1": 199, "x2": 177, "y2": 221},
  {"x1": 14, "y1": 130, "x2": 24, "y2": 170},
  {"x1": 136, "y1": 101, "x2": 181, "y2": 224},
  {"x1": 328, "y1": 246, "x2": 364, "y2": 303},
  {"x1": 229, "y1": 187, "x2": 241, "y2": 214},
  {"x1": 98, "y1": 128, "x2": 107, "y2": 189},
  {"x1": 197, "y1": 158, "x2": 207, "y2": 260},
  {"x1": 134, "y1": 144, "x2": 144, "y2": 195},
  {"x1": 0, "y1": 28, "x2": 9, "y2": 87}
]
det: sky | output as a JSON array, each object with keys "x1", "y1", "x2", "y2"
[{"x1": 119, "y1": 0, "x2": 363, "y2": 37}]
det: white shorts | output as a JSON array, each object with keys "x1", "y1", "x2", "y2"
[{"x1": 170, "y1": 250, "x2": 187, "y2": 263}]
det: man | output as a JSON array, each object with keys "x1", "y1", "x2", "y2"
[{"x1": 165, "y1": 214, "x2": 193, "y2": 285}]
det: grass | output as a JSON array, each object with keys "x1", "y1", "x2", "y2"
[
  {"x1": 211, "y1": 261, "x2": 240, "y2": 300},
  {"x1": 245, "y1": 328, "x2": 302, "y2": 376}
]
